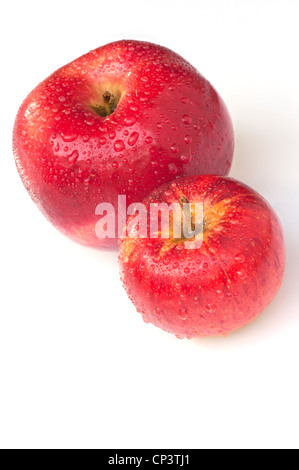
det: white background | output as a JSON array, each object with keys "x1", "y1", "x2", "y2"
[{"x1": 1, "y1": 0, "x2": 299, "y2": 449}]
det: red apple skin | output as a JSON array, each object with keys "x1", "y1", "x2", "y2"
[
  {"x1": 13, "y1": 40, "x2": 234, "y2": 249},
  {"x1": 119, "y1": 176, "x2": 285, "y2": 338}
]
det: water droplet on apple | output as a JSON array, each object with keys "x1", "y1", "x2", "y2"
[
  {"x1": 128, "y1": 132, "x2": 139, "y2": 146},
  {"x1": 235, "y1": 253, "x2": 245, "y2": 263},
  {"x1": 168, "y1": 84, "x2": 176, "y2": 91},
  {"x1": 180, "y1": 154, "x2": 192, "y2": 164},
  {"x1": 124, "y1": 115, "x2": 137, "y2": 126},
  {"x1": 236, "y1": 269, "x2": 247, "y2": 280},
  {"x1": 168, "y1": 163, "x2": 177, "y2": 175},
  {"x1": 145, "y1": 136, "x2": 153, "y2": 144},
  {"x1": 178, "y1": 308, "x2": 188, "y2": 320},
  {"x1": 130, "y1": 105, "x2": 139, "y2": 113},
  {"x1": 85, "y1": 118, "x2": 95, "y2": 126},
  {"x1": 216, "y1": 289, "x2": 224, "y2": 299},
  {"x1": 82, "y1": 135, "x2": 90, "y2": 142},
  {"x1": 206, "y1": 303, "x2": 217, "y2": 313},
  {"x1": 184, "y1": 135, "x2": 192, "y2": 144},
  {"x1": 180, "y1": 97, "x2": 189, "y2": 104},
  {"x1": 99, "y1": 124, "x2": 108, "y2": 133},
  {"x1": 109, "y1": 131, "x2": 116, "y2": 139},
  {"x1": 112, "y1": 161, "x2": 119, "y2": 168},
  {"x1": 154, "y1": 307, "x2": 162, "y2": 316},
  {"x1": 67, "y1": 150, "x2": 79, "y2": 165},
  {"x1": 99, "y1": 136, "x2": 107, "y2": 145},
  {"x1": 170, "y1": 144, "x2": 178, "y2": 154},
  {"x1": 61, "y1": 132, "x2": 78, "y2": 142},
  {"x1": 182, "y1": 114, "x2": 192, "y2": 124}
]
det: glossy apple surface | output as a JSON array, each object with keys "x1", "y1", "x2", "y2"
[
  {"x1": 119, "y1": 175, "x2": 285, "y2": 338},
  {"x1": 13, "y1": 40, "x2": 234, "y2": 248}
]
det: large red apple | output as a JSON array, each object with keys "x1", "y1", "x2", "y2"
[
  {"x1": 119, "y1": 175, "x2": 285, "y2": 338},
  {"x1": 13, "y1": 40, "x2": 234, "y2": 248}
]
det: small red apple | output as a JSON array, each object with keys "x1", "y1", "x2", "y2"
[
  {"x1": 13, "y1": 40, "x2": 234, "y2": 248},
  {"x1": 119, "y1": 175, "x2": 285, "y2": 338}
]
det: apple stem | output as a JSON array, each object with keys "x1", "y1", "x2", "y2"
[
  {"x1": 179, "y1": 196, "x2": 196, "y2": 233},
  {"x1": 102, "y1": 91, "x2": 112, "y2": 116},
  {"x1": 91, "y1": 91, "x2": 119, "y2": 117}
]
